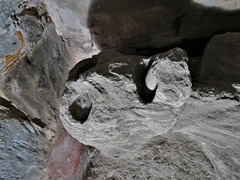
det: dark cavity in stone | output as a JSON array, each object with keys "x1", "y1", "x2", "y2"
[
  {"x1": 69, "y1": 95, "x2": 92, "y2": 124},
  {"x1": 133, "y1": 59, "x2": 157, "y2": 104}
]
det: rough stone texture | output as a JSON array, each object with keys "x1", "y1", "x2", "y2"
[
  {"x1": 1, "y1": 1, "x2": 240, "y2": 179},
  {"x1": 0, "y1": 0, "x2": 23, "y2": 27},
  {"x1": 0, "y1": 33, "x2": 21, "y2": 58},
  {"x1": 43, "y1": 0, "x2": 240, "y2": 65},
  {"x1": 88, "y1": 0, "x2": 240, "y2": 55},
  {"x1": 62, "y1": 47, "x2": 240, "y2": 179},
  {"x1": 70, "y1": 49, "x2": 240, "y2": 179},
  {"x1": 45, "y1": 0, "x2": 100, "y2": 66},
  {"x1": 0, "y1": 0, "x2": 69, "y2": 122},
  {"x1": 0, "y1": 99, "x2": 45, "y2": 180},
  {"x1": 0, "y1": 1, "x2": 74, "y2": 179},
  {"x1": 60, "y1": 48, "x2": 191, "y2": 155},
  {"x1": 77, "y1": 134, "x2": 216, "y2": 180},
  {"x1": 76, "y1": 93, "x2": 240, "y2": 180},
  {"x1": 199, "y1": 32, "x2": 240, "y2": 84},
  {"x1": 45, "y1": 130, "x2": 83, "y2": 180},
  {"x1": 171, "y1": 95, "x2": 240, "y2": 180}
]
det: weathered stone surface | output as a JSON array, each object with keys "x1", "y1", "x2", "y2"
[
  {"x1": 45, "y1": 0, "x2": 100, "y2": 66},
  {"x1": 171, "y1": 95, "x2": 240, "y2": 180},
  {"x1": 77, "y1": 133, "x2": 216, "y2": 180},
  {"x1": 76, "y1": 94, "x2": 240, "y2": 180},
  {"x1": 0, "y1": 0, "x2": 69, "y2": 122},
  {"x1": 145, "y1": 50, "x2": 190, "y2": 107},
  {"x1": 0, "y1": 0, "x2": 22, "y2": 27},
  {"x1": 62, "y1": 46, "x2": 240, "y2": 179},
  {"x1": 71, "y1": 54, "x2": 240, "y2": 179},
  {"x1": 45, "y1": 130, "x2": 83, "y2": 180},
  {"x1": 0, "y1": 99, "x2": 45, "y2": 180},
  {"x1": 0, "y1": 2, "x2": 73, "y2": 179},
  {"x1": 1, "y1": 1, "x2": 240, "y2": 179},
  {"x1": 60, "y1": 48, "x2": 192, "y2": 155},
  {"x1": 0, "y1": 32, "x2": 21, "y2": 58},
  {"x1": 199, "y1": 32, "x2": 240, "y2": 84},
  {"x1": 88, "y1": 0, "x2": 240, "y2": 55}
]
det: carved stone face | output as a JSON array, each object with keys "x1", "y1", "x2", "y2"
[{"x1": 60, "y1": 48, "x2": 192, "y2": 155}]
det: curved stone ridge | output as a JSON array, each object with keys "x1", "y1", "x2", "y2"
[
  {"x1": 60, "y1": 48, "x2": 191, "y2": 155},
  {"x1": 0, "y1": 32, "x2": 24, "y2": 72}
]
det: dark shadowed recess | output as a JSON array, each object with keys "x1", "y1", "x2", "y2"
[
  {"x1": 68, "y1": 57, "x2": 97, "y2": 81},
  {"x1": 133, "y1": 58, "x2": 157, "y2": 103},
  {"x1": 0, "y1": 97, "x2": 46, "y2": 128},
  {"x1": 0, "y1": 97, "x2": 29, "y2": 120},
  {"x1": 87, "y1": 0, "x2": 240, "y2": 83},
  {"x1": 69, "y1": 96, "x2": 92, "y2": 124}
]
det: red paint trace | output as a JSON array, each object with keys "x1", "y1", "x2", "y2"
[{"x1": 47, "y1": 131, "x2": 83, "y2": 180}]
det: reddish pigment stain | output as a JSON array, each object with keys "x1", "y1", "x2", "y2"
[{"x1": 47, "y1": 131, "x2": 83, "y2": 180}]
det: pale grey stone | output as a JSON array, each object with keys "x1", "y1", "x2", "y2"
[{"x1": 60, "y1": 48, "x2": 191, "y2": 155}]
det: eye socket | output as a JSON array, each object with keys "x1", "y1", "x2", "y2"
[
  {"x1": 133, "y1": 59, "x2": 157, "y2": 104},
  {"x1": 69, "y1": 95, "x2": 92, "y2": 124}
]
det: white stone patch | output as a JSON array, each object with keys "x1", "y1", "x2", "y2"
[
  {"x1": 192, "y1": 0, "x2": 240, "y2": 10},
  {"x1": 146, "y1": 57, "x2": 192, "y2": 107}
]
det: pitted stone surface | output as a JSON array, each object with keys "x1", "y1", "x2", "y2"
[
  {"x1": 1, "y1": 1, "x2": 240, "y2": 179},
  {"x1": 76, "y1": 95, "x2": 240, "y2": 179},
  {"x1": 60, "y1": 48, "x2": 191, "y2": 155},
  {"x1": 0, "y1": 0, "x2": 22, "y2": 27}
]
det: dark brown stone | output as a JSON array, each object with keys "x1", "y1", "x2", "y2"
[
  {"x1": 69, "y1": 95, "x2": 92, "y2": 124},
  {"x1": 199, "y1": 32, "x2": 240, "y2": 84}
]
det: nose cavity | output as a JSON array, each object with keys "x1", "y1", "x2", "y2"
[
  {"x1": 133, "y1": 58, "x2": 157, "y2": 104},
  {"x1": 69, "y1": 94, "x2": 92, "y2": 124}
]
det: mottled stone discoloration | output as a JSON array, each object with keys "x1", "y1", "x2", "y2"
[
  {"x1": 0, "y1": 1, "x2": 69, "y2": 122},
  {"x1": 0, "y1": 32, "x2": 24, "y2": 73}
]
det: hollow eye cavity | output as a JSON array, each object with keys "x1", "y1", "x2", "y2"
[
  {"x1": 133, "y1": 58, "x2": 157, "y2": 104},
  {"x1": 69, "y1": 94, "x2": 92, "y2": 124}
]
